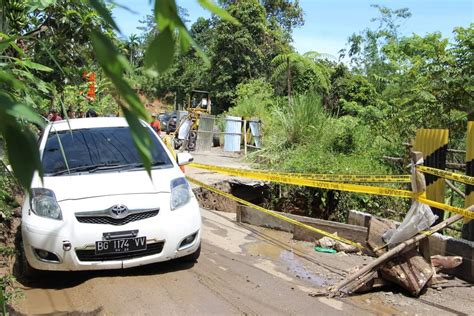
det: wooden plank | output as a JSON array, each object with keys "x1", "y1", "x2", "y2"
[
  {"x1": 380, "y1": 248, "x2": 434, "y2": 297},
  {"x1": 367, "y1": 217, "x2": 396, "y2": 256}
]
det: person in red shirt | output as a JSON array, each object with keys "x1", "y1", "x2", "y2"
[
  {"x1": 48, "y1": 109, "x2": 62, "y2": 121},
  {"x1": 150, "y1": 113, "x2": 161, "y2": 135}
]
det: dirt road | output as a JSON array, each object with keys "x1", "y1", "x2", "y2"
[
  {"x1": 14, "y1": 208, "x2": 472, "y2": 315},
  {"x1": 14, "y1": 209, "x2": 369, "y2": 315}
]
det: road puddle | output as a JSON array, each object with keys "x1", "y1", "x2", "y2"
[
  {"x1": 245, "y1": 241, "x2": 329, "y2": 287},
  {"x1": 280, "y1": 250, "x2": 327, "y2": 286}
]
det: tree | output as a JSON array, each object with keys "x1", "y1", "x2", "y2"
[
  {"x1": 0, "y1": 0, "x2": 238, "y2": 190},
  {"x1": 26, "y1": 0, "x2": 114, "y2": 89},
  {"x1": 261, "y1": 0, "x2": 304, "y2": 36},
  {"x1": 125, "y1": 34, "x2": 141, "y2": 66},
  {"x1": 221, "y1": 0, "x2": 304, "y2": 35},
  {"x1": 271, "y1": 51, "x2": 331, "y2": 104},
  {"x1": 209, "y1": 0, "x2": 282, "y2": 112},
  {"x1": 342, "y1": 5, "x2": 411, "y2": 90}
]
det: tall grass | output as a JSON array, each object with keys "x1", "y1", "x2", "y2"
[{"x1": 274, "y1": 94, "x2": 329, "y2": 146}]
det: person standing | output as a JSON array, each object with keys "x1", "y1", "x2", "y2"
[
  {"x1": 49, "y1": 109, "x2": 62, "y2": 121},
  {"x1": 85, "y1": 108, "x2": 98, "y2": 117},
  {"x1": 66, "y1": 106, "x2": 75, "y2": 119},
  {"x1": 150, "y1": 113, "x2": 161, "y2": 134}
]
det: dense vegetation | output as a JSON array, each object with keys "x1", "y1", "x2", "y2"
[
  {"x1": 0, "y1": 0, "x2": 472, "y2": 219},
  {"x1": 0, "y1": 1, "x2": 471, "y2": 308}
]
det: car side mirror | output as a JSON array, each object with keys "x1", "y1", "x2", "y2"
[{"x1": 176, "y1": 152, "x2": 194, "y2": 166}]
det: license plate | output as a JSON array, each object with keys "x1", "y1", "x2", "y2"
[{"x1": 95, "y1": 236, "x2": 147, "y2": 254}]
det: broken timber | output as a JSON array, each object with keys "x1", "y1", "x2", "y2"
[{"x1": 329, "y1": 211, "x2": 469, "y2": 297}]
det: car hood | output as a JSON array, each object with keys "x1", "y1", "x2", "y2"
[{"x1": 33, "y1": 168, "x2": 182, "y2": 201}]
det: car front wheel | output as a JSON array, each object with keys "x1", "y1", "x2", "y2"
[{"x1": 20, "y1": 244, "x2": 39, "y2": 280}]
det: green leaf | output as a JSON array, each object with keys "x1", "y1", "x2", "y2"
[
  {"x1": 197, "y1": 0, "x2": 240, "y2": 25},
  {"x1": 0, "y1": 42, "x2": 9, "y2": 53},
  {"x1": 122, "y1": 107, "x2": 153, "y2": 176},
  {"x1": 28, "y1": 0, "x2": 57, "y2": 11},
  {"x1": 0, "y1": 71, "x2": 26, "y2": 90},
  {"x1": 88, "y1": 0, "x2": 121, "y2": 33},
  {"x1": 89, "y1": 29, "x2": 153, "y2": 175},
  {"x1": 0, "y1": 93, "x2": 45, "y2": 127},
  {"x1": 0, "y1": 32, "x2": 24, "y2": 56},
  {"x1": 19, "y1": 60, "x2": 53, "y2": 72},
  {"x1": 144, "y1": 27, "x2": 175, "y2": 72},
  {"x1": 0, "y1": 94, "x2": 44, "y2": 190},
  {"x1": 154, "y1": 0, "x2": 177, "y2": 30},
  {"x1": 89, "y1": 30, "x2": 148, "y2": 119},
  {"x1": 3, "y1": 124, "x2": 43, "y2": 190}
]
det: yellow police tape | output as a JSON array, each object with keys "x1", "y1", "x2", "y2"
[
  {"x1": 189, "y1": 163, "x2": 474, "y2": 219},
  {"x1": 190, "y1": 163, "x2": 410, "y2": 183},
  {"x1": 187, "y1": 176, "x2": 365, "y2": 249},
  {"x1": 417, "y1": 165, "x2": 474, "y2": 186},
  {"x1": 190, "y1": 162, "x2": 414, "y2": 198}
]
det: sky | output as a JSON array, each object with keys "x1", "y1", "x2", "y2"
[{"x1": 112, "y1": 0, "x2": 473, "y2": 57}]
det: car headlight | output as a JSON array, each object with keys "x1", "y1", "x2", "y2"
[
  {"x1": 170, "y1": 178, "x2": 191, "y2": 211},
  {"x1": 30, "y1": 188, "x2": 63, "y2": 220}
]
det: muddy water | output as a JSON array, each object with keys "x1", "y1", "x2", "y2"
[{"x1": 245, "y1": 241, "x2": 329, "y2": 287}]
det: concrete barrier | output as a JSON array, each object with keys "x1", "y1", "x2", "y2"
[
  {"x1": 236, "y1": 205, "x2": 368, "y2": 247},
  {"x1": 236, "y1": 205, "x2": 294, "y2": 232},
  {"x1": 293, "y1": 221, "x2": 368, "y2": 247}
]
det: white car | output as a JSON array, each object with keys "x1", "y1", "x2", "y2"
[{"x1": 21, "y1": 117, "x2": 201, "y2": 274}]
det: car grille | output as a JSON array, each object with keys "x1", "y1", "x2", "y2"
[
  {"x1": 76, "y1": 209, "x2": 159, "y2": 226},
  {"x1": 75, "y1": 241, "x2": 165, "y2": 262}
]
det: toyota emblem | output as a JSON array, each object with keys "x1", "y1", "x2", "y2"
[{"x1": 111, "y1": 204, "x2": 128, "y2": 217}]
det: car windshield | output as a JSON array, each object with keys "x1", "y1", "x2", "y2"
[
  {"x1": 42, "y1": 126, "x2": 173, "y2": 175},
  {"x1": 159, "y1": 114, "x2": 170, "y2": 121}
]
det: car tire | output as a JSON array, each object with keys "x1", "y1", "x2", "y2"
[
  {"x1": 173, "y1": 138, "x2": 183, "y2": 150},
  {"x1": 179, "y1": 244, "x2": 201, "y2": 263},
  {"x1": 20, "y1": 245, "x2": 38, "y2": 280},
  {"x1": 187, "y1": 139, "x2": 196, "y2": 151}
]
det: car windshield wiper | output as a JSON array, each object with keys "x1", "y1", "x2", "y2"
[
  {"x1": 49, "y1": 161, "x2": 168, "y2": 176},
  {"x1": 123, "y1": 160, "x2": 167, "y2": 170},
  {"x1": 49, "y1": 163, "x2": 122, "y2": 176}
]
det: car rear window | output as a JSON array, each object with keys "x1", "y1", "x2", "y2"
[{"x1": 42, "y1": 126, "x2": 172, "y2": 175}]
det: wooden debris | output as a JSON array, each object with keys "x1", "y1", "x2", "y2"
[
  {"x1": 329, "y1": 211, "x2": 468, "y2": 297},
  {"x1": 366, "y1": 216, "x2": 434, "y2": 297},
  {"x1": 367, "y1": 217, "x2": 396, "y2": 256},
  {"x1": 380, "y1": 248, "x2": 433, "y2": 296}
]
